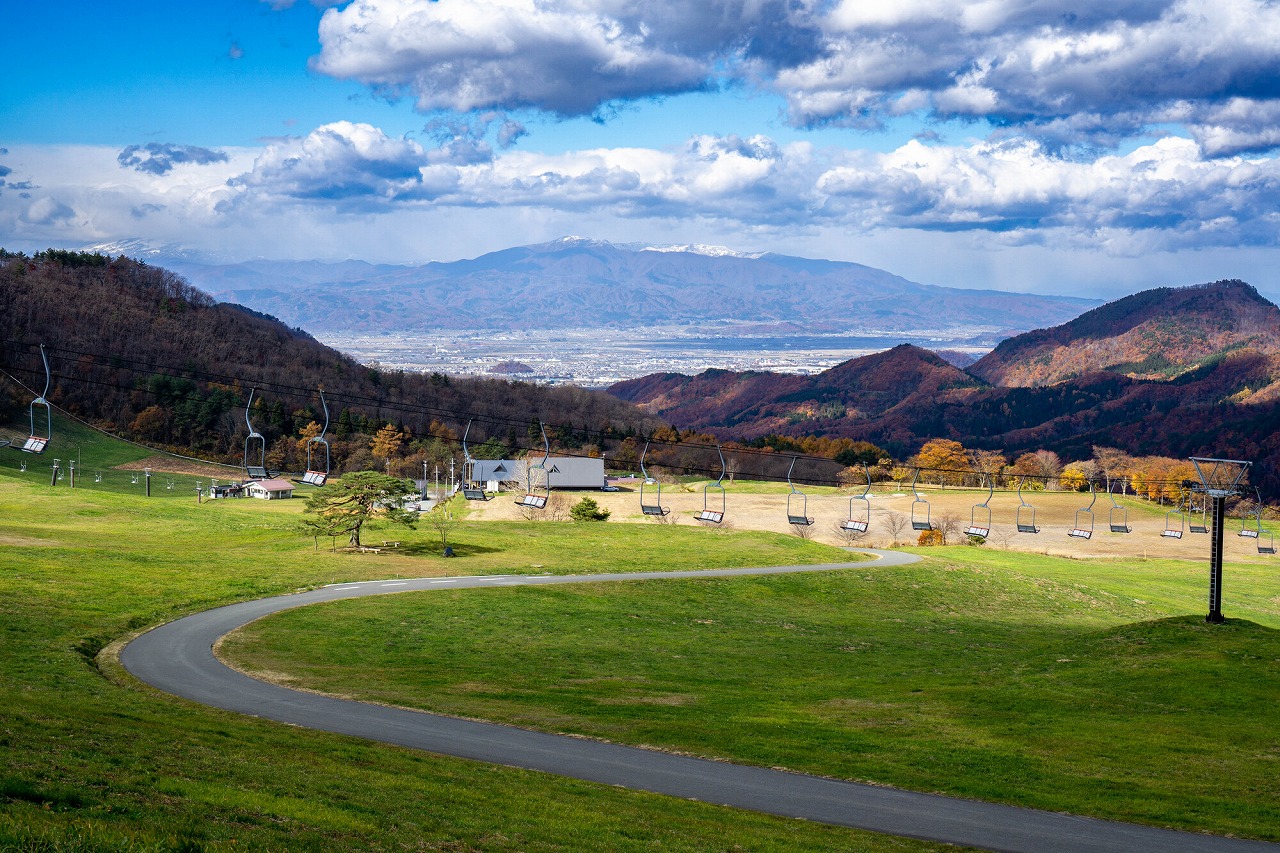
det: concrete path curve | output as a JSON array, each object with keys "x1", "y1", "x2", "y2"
[{"x1": 120, "y1": 550, "x2": 1276, "y2": 853}]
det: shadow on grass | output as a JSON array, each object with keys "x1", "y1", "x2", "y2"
[{"x1": 398, "y1": 541, "x2": 503, "y2": 558}]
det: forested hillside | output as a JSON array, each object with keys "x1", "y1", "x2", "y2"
[
  {"x1": 969, "y1": 280, "x2": 1280, "y2": 386},
  {"x1": 610, "y1": 283, "x2": 1280, "y2": 497},
  {"x1": 0, "y1": 250, "x2": 662, "y2": 477}
]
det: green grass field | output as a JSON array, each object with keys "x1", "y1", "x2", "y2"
[
  {"x1": 222, "y1": 552, "x2": 1280, "y2": 840},
  {"x1": 2, "y1": 421, "x2": 961, "y2": 852},
  {"x1": 3, "y1": 417, "x2": 1279, "y2": 849}
]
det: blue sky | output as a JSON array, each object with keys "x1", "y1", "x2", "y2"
[{"x1": 5, "y1": 0, "x2": 1280, "y2": 300}]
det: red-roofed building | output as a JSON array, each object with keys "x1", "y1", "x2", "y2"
[{"x1": 245, "y1": 478, "x2": 295, "y2": 500}]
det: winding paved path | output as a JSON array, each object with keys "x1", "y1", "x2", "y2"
[{"x1": 121, "y1": 551, "x2": 1276, "y2": 853}]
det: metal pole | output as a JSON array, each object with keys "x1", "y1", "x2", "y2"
[
  {"x1": 421, "y1": 461, "x2": 428, "y2": 501},
  {"x1": 50, "y1": 460, "x2": 60, "y2": 487},
  {"x1": 145, "y1": 468, "x2": 152, "y2": 498},
  {"x1": 1208, "y1": 494, "x2": 1226, "y2": 623}
]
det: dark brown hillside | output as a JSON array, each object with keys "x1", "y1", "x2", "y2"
[
  {"x1": 0, "y1": 250, "x2": 660, "y2": 471},
  {"x1": 611, "y1": 337, "x2": 1280, "y2": 496},
  {"x1": 970, "y1": 280, "x2": 1280, "y2": 387},
  {"x1": 609, "y1": 345, "x2": 982, "y2": 441}
]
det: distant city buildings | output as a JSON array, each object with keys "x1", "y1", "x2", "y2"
[{"x1": 321, "y1": 329, "x2": 992, "y2": 388}]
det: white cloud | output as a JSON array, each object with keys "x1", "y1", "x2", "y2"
[
  {"x1": 310, "y1": 0, "x2": 719, "y2": 116},
  {"x1": 227, "y1": 122, "x2": 433, "y2": 209},
  {"x1": 781, "y1": 0, "x2": 1280, "y2": 152},
  {"x1": 816, "y1": 136, "x2": 1280, "y2": 250},
  {"x1": 7, "y1": 122, "x2": 1280, "y2": 269},
  {"x1": 21, "y1": 197, "x2": 76, "y2": 226},
  {"x1": 302, "y1": 0, "x2": 1280, "y2": 155}
]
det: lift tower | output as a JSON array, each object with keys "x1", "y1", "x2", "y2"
[{"x1": 1188, "y1": 458, "x2": 1251, "y2": 623}]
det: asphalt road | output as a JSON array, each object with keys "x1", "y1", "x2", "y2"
[{"x1": 120, "y1": 550, "x2": 1277, "y2": 853}]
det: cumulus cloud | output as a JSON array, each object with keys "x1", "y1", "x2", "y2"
[
  {"x1": 21, "y1": 197, "x2": 76, "y2": 226},
  {"x1": 306, "y1": 0, "x2": 1280, "y2": 154},
  {"x1": 118, "y1": 143, "x2": 230, "y2": 176},
  {"x1": 815, "y1": 137, "x2": 1280, "y2": 249},
  {"x1": 11, "y1": 119, "x2": 1280, "y2": 261},
  {"x1": 227, "y1": 122, "x2": 434, "y2": 208},
  {"x1": 779, "y1": 0, "x2": 1280, "y2": 150},
  {"x1": 214, "y1": 120, "x2": 1280, "y2": 251},
  {"x1": 309, "y1": 0, "x2": 808, "y2": 116}
]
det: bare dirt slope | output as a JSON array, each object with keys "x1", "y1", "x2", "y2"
[{"x1": 464, "y1": 484, "x2": 1264, "y2": 562}]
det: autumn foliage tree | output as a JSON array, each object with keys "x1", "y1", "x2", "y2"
[{"x1": 910, "y1": 439, "x2": 970, "y2": 486}]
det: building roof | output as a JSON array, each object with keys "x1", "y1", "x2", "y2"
[{"x1": 251, "y1": 478, "x2": 295, "y2": 491}]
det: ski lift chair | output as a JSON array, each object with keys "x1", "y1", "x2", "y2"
[
  {"x1": 841, "y1": 463, "x2": 872, "y2": 533},
  {"x1": 696, "y1": 445, "x2": 727, "y2": 524},
  {"x1": 517, "y1": 422, "x2": 550, "y2": 510},
  {"x1": 1016, "y1": 476, "x2": 1040, "y2": 533},
  {"x1": 910, "y1": 468, "x2": 931, "y2": 530},
  {"x1": 300, "y1": 390, "x2": 331, "y2": 486},
  {"x1": 786, "y1": 457, "x2": 814, "y2": 527},
  {"x1": 638, "y1": 441, "x2": 670, "y2": 516},
  {"x1": 243, "y1": 388, "x2": 268, "y2": 480},
  {"x1": 1162, "y1": 501, "x2": 1185, "y2": 539},
  {"x1": 1108, "y1": 483, "x2": 1131, "y2": 533},
  {"x1": 1069, "y1": 480, "x2": 1097, "y2": 539},
  {"x1": 21, "y1": 344, "x2": 52, "y2": 453},
  {"x1": 964, "y1": 474, "x2": 993, "y2": 538},
  {"x1": 460, "y1": 420, "x2": 491, "y2": 500},
  {"x1": 1189, "y1": 498, "x2": 1209, "y2": 534},
  {"x1": 1241, "y1": 490, "x2": 1274, "y2": 553}
]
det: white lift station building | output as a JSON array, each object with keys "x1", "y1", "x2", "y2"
[{"x1": 471, "y1": 457, "x2": 606, "y2": 492}]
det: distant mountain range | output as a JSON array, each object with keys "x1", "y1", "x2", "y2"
[
  {"x1": 101, "y1": 237, "x2": 1098, "y2": 339},
  {"x1": 609, "y1": 280, "x2": 1280, "y2": 495}
]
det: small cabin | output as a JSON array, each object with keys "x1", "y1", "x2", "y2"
[
  {"x1": 244, "y1": 478, "x2": 295, "y2": 500},
  {"x1": 208, "y1": 483, "x2": 245, "y2": 500}
]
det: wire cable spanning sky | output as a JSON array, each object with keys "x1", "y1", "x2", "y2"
[{"x1": 4, "y1": 0, "x2": 1280, "y2": 299}]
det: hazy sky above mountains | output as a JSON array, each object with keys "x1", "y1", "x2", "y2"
[{"x1": 5, "y1": 0, "x2": 1280, "y2": 300}]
